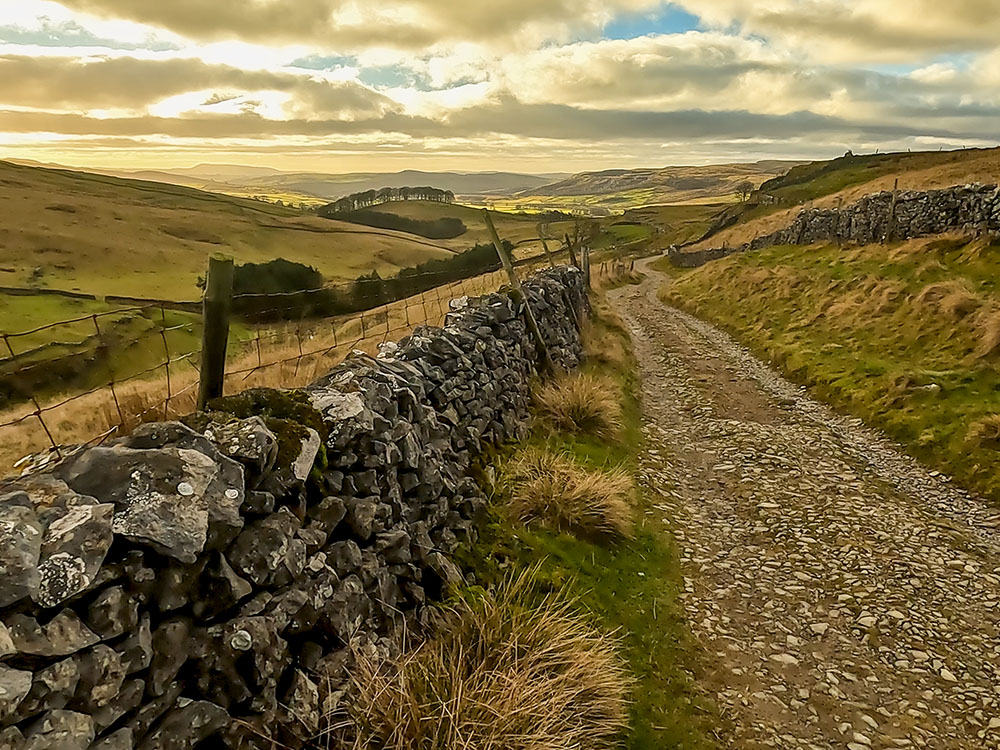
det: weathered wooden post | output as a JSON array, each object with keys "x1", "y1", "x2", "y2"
[
  {"x1": 484, "y1": 211, "x2": 555, "y2": 375},
  {"x1": 564, "y1": 234, "x2": 580, "y2": 267},
  {"x1": 540, "y1": 238, "x2": 557, "y2": 268},
  {"x1": 886, "y1": 178, "x2": 900, "y2": 243},
  {"x1": 582, "y1": 246, "x2": 591, "y2": 288},
  {"x1": 198, "y1": 254, "x2": 234, "y2": 409}
]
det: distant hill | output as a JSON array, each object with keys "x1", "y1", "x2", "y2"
[
  {"x1": 526, "y1": 161, "x2": 803, "y2": 203},
  {"x1": 230, "y1": 169, "x2": 566, "y2": 199}
]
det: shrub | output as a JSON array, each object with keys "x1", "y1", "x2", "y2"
[
  {"x1": 503, "y1": 449, "x2": 633, "y2": 539},
  {"x1": 534, "y1": 373, "x2": 622, "y2": 437},
  {"x1": 330, "y1": 571, "x2": 630, "y2": 750}
]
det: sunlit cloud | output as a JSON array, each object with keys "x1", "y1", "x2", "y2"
[{"x1": 0, "y1": 0, "x2": 998, "y2": 170}]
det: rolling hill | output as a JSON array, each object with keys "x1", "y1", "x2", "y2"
[
  {"x1": 688, "y1": 147, "x2": 1000, "y2": 251},
  {"x1": 513, "y1": 160, "x2": 803, "y2": 208},
  {"x1": 0, "y1": 160, "x2": 459, "y2": 301},
  {"x1": 100, "y1": 166, "x2": 567, "y2": 203},
  {"x1": 659, "y1": 146, "x2": 1000, "y2": 505}
]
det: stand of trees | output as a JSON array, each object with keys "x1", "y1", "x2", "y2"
[
  {"x1": 228, "y1": 240, "x2": 508, "y2": 323},
  {"x1": 316, "y1": 186, "x2": 455, "y2": 216},
  {"x1": 338, "y1": 209, "x2": 466, "y2": 239}
]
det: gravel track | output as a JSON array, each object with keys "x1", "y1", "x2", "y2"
[{"x1": 608, "y1": 259, "x2": 1000, "y2": 749}]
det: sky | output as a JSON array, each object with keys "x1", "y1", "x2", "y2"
[{"x1": 1, "y1": 0, "x2": 999, "y2": 173}]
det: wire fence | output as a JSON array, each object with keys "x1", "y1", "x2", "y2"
[{"x1": 0, "y1": 260, "x2": 542, "y2": 476}]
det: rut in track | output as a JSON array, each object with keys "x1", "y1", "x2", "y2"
[{"x1": 608, "y1": 259, "x2": 1000, "y2": 750}]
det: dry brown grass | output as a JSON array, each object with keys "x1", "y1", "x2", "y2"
[
  {"x1": 0, "y1": 270, "x2": 507, "y2": 475},
  {"x1": 534, "y1": 373, "x2": 622, "y2": 438},
  {"x1": 593, "y1": 264, "x2": 643, "y2": 292},
  {"x1": 913, "y1": 280, "x2": 982, "y2": 319},
  {"x1": 502, "y1": 449, "x2": 633, "y2": 539},
  {"x1": 967, "y1": 415, "x2": 1000, "y2": 447},
  {"x1": 972, "y1": 306, "x2": 1000, "y2": 359},
  {"x1": 325, "y1": 570, "x2": 630, "y2": 750}
]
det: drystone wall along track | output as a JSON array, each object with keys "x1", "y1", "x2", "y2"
[
  {"x1": 671, "y1": 183, "x2": 1000, "y2": 267},
  {"x1": 609, "y1": 258, "x2": 1000, "y2": 749},
  {"x1": 0, "y1": 267, "x2": 588, "y2": 749}
]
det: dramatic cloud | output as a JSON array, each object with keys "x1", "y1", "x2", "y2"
[
  {"x1": 674, "y1": 0, "x2": 1000, "y2": 61},
  {"x1": 0, "y1": 0, "x2": 998, "y2": 170},
  {"x1": 53, "y1": 0, "x2": 663, "y2": 50}
]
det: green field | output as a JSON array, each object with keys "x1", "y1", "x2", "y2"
[
  {"x1": 660, "y1": 234, "x2": 1000, "y2": 506},
  {"x1": 0, "y1": 160, "x2": 457, "y2": 300}
]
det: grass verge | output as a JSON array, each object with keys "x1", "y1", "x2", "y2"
[
  {"x1": 661, "y1": 234, "x2": 1000, "y2": 506},
  {"x1": 339, "y1": 570, "x2": 631, "y2": 750},
  {"x1": 458, "y1": 291, "x2": 720, "y2": 749}
]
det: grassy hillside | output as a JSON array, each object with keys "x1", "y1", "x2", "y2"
[
  {"x1": 0, "y1": 160, "x2": 456, "y2": 301},
  {"x1": 492, "y1": 161, "x2": 800, "y2": 213},
  {"x1": 624, "y1": 204, "x2": 725, "y2": 246},
  {"x1": 660, "y1": 234, "x2": 1000, "y2": 506},
  {"x1": 364, "y1": 199, "x2": 576, "y2": 257},
  {"x1": 691, "y1": 147, "x2": 1000, "y2": 251}
]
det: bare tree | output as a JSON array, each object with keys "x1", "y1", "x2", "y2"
[{"x1": 735, "y1": 180, "x2": 754, "y2": 202}]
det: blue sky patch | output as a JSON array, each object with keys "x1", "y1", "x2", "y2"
[{"x1": 603, "y1": 4, "x2": 701, "y2": 39}]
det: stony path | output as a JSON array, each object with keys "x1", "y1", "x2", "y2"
[{"x1": 608, "y1": 259, "x2": 1000, "y2": 750}]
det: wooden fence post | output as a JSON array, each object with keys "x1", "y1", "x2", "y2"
[
  {"x1": 564, "y1": 234, "x2": 580, "y2": 267},
  {"x1": 886, "y1": 178, "x2": 900, "y2": 243},
  {"x1": 582, "y1": 246, "x2": 591, "y2": 289},
  {"x1": 484, "y1": 211, "x2": 555, "y2": 375},
  {"x1": 540, "y1": 238, "x2": 557, "y2": 268},
  {"x1": 198, "y1": 254, "x2": 234, "y2": 409}
]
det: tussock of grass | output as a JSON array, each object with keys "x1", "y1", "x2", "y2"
[
  {"x1": 333, "y1": 570, "x2": 630, "y2": 750},
  {"x1": 914, "y1": 280, "x2": 981, "y2": 319},
  {"x1": 502, "y1": 449, "x2": 633, "y2": 540},
  {"x1": 534, "y1": 373, "x2": 622, "y2": 438},
  {"x1": 973, "y1": 306, "x2": 1000, "y2": 359},
  {"x1": 966, "y1": 415, "x2": 1000, "y2": 447}
]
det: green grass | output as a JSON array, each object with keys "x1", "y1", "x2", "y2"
[
  {"x1": 0, "y1": 292, "x2": 260, "y2": 406},
  {"x1": 458, "y1": 297, "x2": 720, "y2": 749},
  {"x1": 661, "y1": 235, "x2": 1000, "y2": 506},
  {"x1": 0, "y1": 160, "x2": 457, "y2": 300}
]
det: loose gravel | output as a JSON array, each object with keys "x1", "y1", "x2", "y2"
[{"x1": 608, "y1": 259, "x2": 1000, "y2": 749}]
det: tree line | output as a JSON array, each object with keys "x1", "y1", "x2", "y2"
[
  {"x1": 316, "y1": 186, "x2": 455, "y2": 216},
  {"x1": 229, "y1": 240, "x2": 507, "y2": 323},
  {"x1": 338, "y1": 209, "x2": 466, "y2": 239}
]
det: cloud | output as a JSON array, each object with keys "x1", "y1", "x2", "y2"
[
  {"x1": 0, "y1": 53, "x2": 398, "y2": 119},
  {"x1": 0, "y1": 96, "x2": 978, "y2": 144},
  {"x1": 53, "y1": 0, "x2": 663, "y2": 50},
  {"x1": 672, "y1": 0, "x2": 1000, "y2": 61}
]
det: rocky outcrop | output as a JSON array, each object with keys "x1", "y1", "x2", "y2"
[
  {"x1": 0, "y1": 266, "x2": 588, "y2": 749},
  {"x1": 669, "y1": 183, "x2": 1000, "y2": 267}
]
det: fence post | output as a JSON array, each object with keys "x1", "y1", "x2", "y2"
[
  {"x1": 886, "y1": 178, "x2": 900, "y2": 243},
  {"x1": 198, "y1": 254, "x2": 234, "y2": 409},
  {"x1": 564, "y1": 234, "x2": 580, "y2": 267},
  {"x1": 540, "y1": 238, "x2": 557, "y2": 268},
  {"x1": 484, "y1": 211, "x2": 555, "y2": 375},
  {"x1": 582, "y1": 246, "x2": 591, "y2": 289}
]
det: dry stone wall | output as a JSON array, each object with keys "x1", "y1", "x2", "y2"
[
  {"x1": 669, "y1": 183, "x2": 1000, "y2": 267},
  {"x1": 0, "y1": 266, "x2": 588, "y2": 750}
]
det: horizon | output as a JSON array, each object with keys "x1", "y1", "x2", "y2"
[{"x1": 3, "y1": 1, "x2": 999, "y2": 172}]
